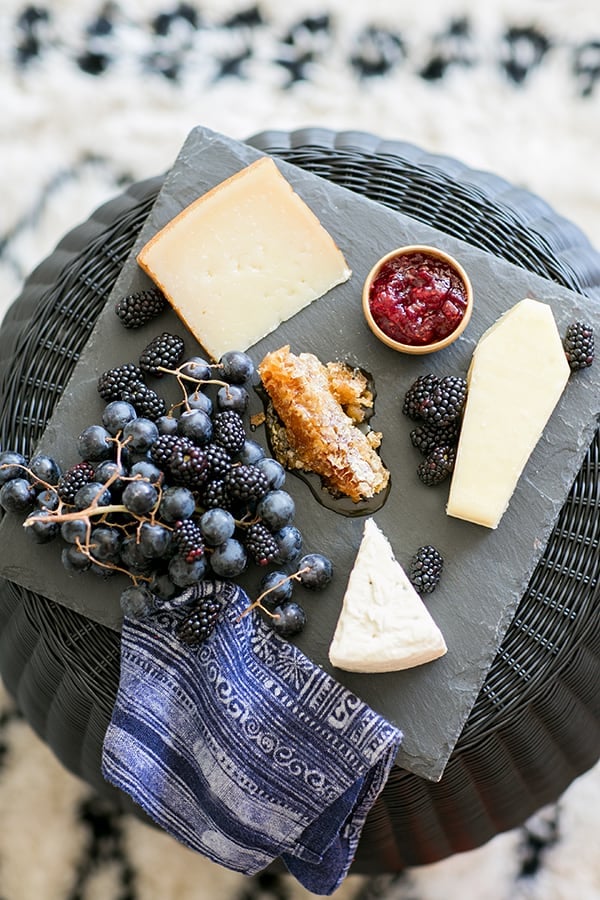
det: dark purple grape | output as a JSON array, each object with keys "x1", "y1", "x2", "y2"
[{"x1": 0, "y1": 478, "x2": 36, "y2": 513}]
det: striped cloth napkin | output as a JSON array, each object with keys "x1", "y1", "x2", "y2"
[{"x1": 102, "y1": 580, "x2": 403, "y2": 895}]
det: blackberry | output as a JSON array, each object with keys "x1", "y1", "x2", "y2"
[
  {"x1": 168, "y1": 442, "x2": 209, "y2": 488},
  {"x1": 212, "y1": 410, "x2": 246, "y2": 454},
  {"x1": 172, "y1": 519, "x2": 205, "y2": 563},
  {"x1": 200, "y1": 478, "x2": 231, "y2": 510},
  {"x1": 204, "y1": 442, "x2": 233, "y2": 479},
  {"x1": 57, "y1": 461, "x2": 96, "y2": 504},
  {"x1": 225, "y1": 464, "x2": 269, "y2": 504},
  {"x1": 409, "y1": 545, "x2": 444, "y2": 593},
  {"x1": 115, "y1": 288, "x2": 166, "y2": 329},
  {"x1": 410, "y1": 421, "x2": 459, "y2": 456},
  {"x1": 244, "y1": 521, "x2": 279, "y2": 566},
  {"x1": 177, "y1": 595, "x2": 222, "y2": 645},
  {"x1": 139, "y1": 332, "x2": 185, "y2": 377},
  {"x1": 97, "y1": 364, "x2": 144, "y2": 402},
  {"x1": 563, "y1": 321, "x2": 594, "y2": 371},
  {"x1": 122, "y1": 383, "x2": 167, "y2": 420},
  {"x1": 402, "y1": 373, "x2": 439, "y2": 420},
  {"x1": 150, "y1": 433, "x2": 182, "y2": 468},
  {"x1": 419, "y1": 376, "x2": 467, "y2": 427},
  {"x1": 417, "y1": 444, "x2": 456, "y2": 486}
]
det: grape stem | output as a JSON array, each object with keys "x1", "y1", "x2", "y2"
[{"x1": 238, "y1": 566, "x2": 310, "y2": 620}]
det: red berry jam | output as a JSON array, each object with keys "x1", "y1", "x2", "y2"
[{"x1": 368, "y1": 251, "x2": 469, "y2": 346}]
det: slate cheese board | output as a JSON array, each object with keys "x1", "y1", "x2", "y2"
[{"x1": 1, "y1": 126, "x2": 599, "y2": 781}]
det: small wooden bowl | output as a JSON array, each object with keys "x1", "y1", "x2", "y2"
[{"x1": 362, "y1": 245, "x2": 473, "y2": 354}]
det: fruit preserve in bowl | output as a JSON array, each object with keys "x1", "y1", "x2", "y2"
[{"x1": 362, "y1": 245, "x2": 473, "y2": 354}]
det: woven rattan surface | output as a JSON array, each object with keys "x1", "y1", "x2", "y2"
[{"x1": 0, "y1": 130, "x2": 599, "y2": 870}]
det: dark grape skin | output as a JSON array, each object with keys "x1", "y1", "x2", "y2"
[
  {"x1": 199, "y1": 508, "x2": 235, "y2": 546},
  {"x1": 26, "y1": 508, "x2": 59, "y2": 543},
  {"x1": 122, "y1": 418, "x2": 159, "y2": 453},
  {"x1": 168, "y1": 555, "x2": 207, "y2": 588},
  {"x1": 297, "y1": 553, "x2": 333, "y2": 590},
  {"x1": 120, "y1": 585, "x2": 155, "y2": 618},
  {"x1": 259, "y1": 570, "x2": 294, "y2": 607},
  {"x1": 0, "y1": 451, "x2": 28, "y2": 485},
  {"x1": 159, "y1": 486, "x2": 195, "y2": 523},
  {"x1": 271, "y1": 602, "x2": 306, "y2": 637},
  {"x1": 61, "y1": 518, "x2": 89, "y2": 545},
  {"x1": 0, "y1": 478, "x2": 36, "y2": 513},
  {"x1": 101, "y1": 400, "x2": 137, "y2": 436},
  {"x1": 89, "y1": 526, "x2": 121, "y2": 562},
  {"x1": 218, "y1": 350, "x2": 255, "y2": 384},
  {"x1": 122, "y1": 480, "x2": 159, "y2": 516},
  {"x1": 29, "y1": 453, "x2": 62, "y2": 485},
  {"x1": 177, "y1": 409, "x2": 213, "y2": 444},
  {"x1": 256, "y1": 490, "x2": 295, "y2": 530},
  {"x1": 62, "y1": 544, "x2": 91, "y2": 572},
  {"x1": 216, "y1": 384, "x2": 249, "y2": 413},
  {"x1": 138, "y1": 522, "x2": 172, "y2": 559},
  {"x1": 210, "y1": 538, "x2": 247, "y2": 578},
  {"x1": 77, "y1": 425, "x2": 112, "y2": 461}
]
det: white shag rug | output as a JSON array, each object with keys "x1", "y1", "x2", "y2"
[{"x1": 1, "y1": 1, "x2": 599, "y2": 898}]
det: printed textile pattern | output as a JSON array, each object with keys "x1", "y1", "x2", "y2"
[{"x1": 102, "y1": 580, "x2": 403, "y2": 896}]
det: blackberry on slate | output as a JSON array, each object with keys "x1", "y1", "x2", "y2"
[
  {"x1": 409, "y1": 545, "x2": 444, "y2": 593},
  {"x1": 172, "y1": 519, "x2": 205, "y2": 563},
  {"x1": 139, "y1": 332, "x2": 185, "y2": 377},
  {"x1": 212, "y1": 410, "x2": 246, "y2": 454},
  {"x1": 57, "y1": 461, "x2": 96, "y2": 504},
  {"x1": 97, "y1": 364, "x2": 144, "y2": 402},
  {"x1": 410, "y1": 421, "x2": 459, "y2": 456},
  {"x1": 225, "y1": 464, "x2": 269, "y2": 505},
  {"x1": 243, "y1": 521, "x2": 279, "y2": 566},
  {"x1": 168, "y1": 441, "x2": 209, "y2": 488},
  {"x1": 417, "y1": 444, "x2": 456, "y2": 486},
  {"x1": 204, "y1": 443, "x2": 233, "y2": 479},
  {"x1": 402, "y1": 373, "x2": 439, "y2": 420},
  {"x1": 122, "y1": 383, "x2": 166, "y2": 420},
  {"x1": 200, "y1": 478, "x2": 231, "y2": 510},
  {"x1": 177, "y1": 595, "x2": 222, "y2": 645},
  {"x1": 563, "y1": 321, "x2": 594, "y2": 371},
  {"x1": 150, "y1": 433, "x2": 182, "y2": 468},
  {"x1": 115, "y1": 288, "x2": 166, "y2": 329},
  {"x1": 419, "y1": 376, "x2": 467, "y2": 427}
]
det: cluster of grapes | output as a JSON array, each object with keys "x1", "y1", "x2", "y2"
[{"x1": 0, "y1": 337, "x2": 332, "y2": 644}]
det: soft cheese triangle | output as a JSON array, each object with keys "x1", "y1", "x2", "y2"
[
  {"x1": 447, "y1": 298, "x2": 570, "y2": 529},
  {"x1": 137, "y1": 157, "x2": 351, "y2": 360},
  {"x1": 328, "y1": 518, "x2": 447, "y2": 673}
]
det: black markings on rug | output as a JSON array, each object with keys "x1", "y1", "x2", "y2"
[
  {"x1": 9, "y1": 3, "x2": 600, "y2": 97},
  {"x1": 351, "y1": 26, "x2": 405, "y2": 78},
  {"x1": 66, "y1": 795, "x2": 136, "y2": 900},
  {"x1": 0, "y1": 706, "x2": 23, "y2": 772},
  {"x1": 237, "y1": 870, "x2": 291, "y2": 900},
  {"x1": 501, "y1": 25, "x2": 551, "y2": 84},
  {"x1": 517, "y1": 805, "x2": 560, "y2": 879}
]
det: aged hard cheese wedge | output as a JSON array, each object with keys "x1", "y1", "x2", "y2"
[
  {"x1": 328, "y1": 518, "x2": 447, "y2": 673},
  {"x1": 137, "y1": 157, "x2": 351, "y2": 360},
  {"x1": 447, "y1": 298, "x2": 570, "y2": 529}
]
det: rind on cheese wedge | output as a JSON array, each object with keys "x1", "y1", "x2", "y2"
[
  {"x1": 328, "y1": 519, "x2": 447, "y2": 673},
  {"x1": 137, "y1": 157, "x2": 351, "y2": 360},
  {"x1": 447, "y1": 298, "x2": 570, "y2": 529}
]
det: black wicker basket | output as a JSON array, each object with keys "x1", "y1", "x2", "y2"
[{"x1": 1, "y1": 130, "x2": 599, "y2": 872}]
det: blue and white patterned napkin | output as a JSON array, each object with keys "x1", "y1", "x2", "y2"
[{"x1": 102, "y1": 580, "x2": 403, "y2": 895}]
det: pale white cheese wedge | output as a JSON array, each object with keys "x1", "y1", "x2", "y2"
[
  {"x1": 328, "y1": 518, "x2": 447, "y2": 673},
  {"x1": 137, "y1": 157, "x2": 351, "y2": 360},
  {"x1": 447, "y1": 297, "x2": 570, "y2": 529}
]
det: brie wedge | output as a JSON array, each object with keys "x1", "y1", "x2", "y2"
[{"x1": 328, "y1": 519, "x2": 447, "y2": 673}]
